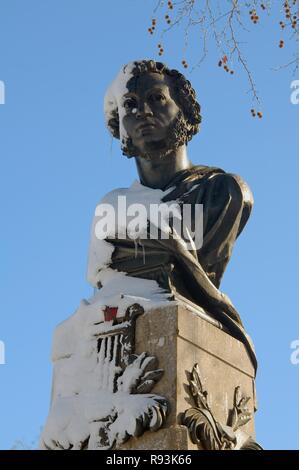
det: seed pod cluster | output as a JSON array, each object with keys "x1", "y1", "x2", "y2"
[
  {"x1": 251, "y1": 108, "x2": 263, "y2": 119},
  {"x1": 218, "y1": 55, "x2": 234, "y2": 74}
]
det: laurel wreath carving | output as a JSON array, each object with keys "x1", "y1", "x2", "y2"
[{"x1": 182, "y1": 363, "x2": 262, "y2": 450}]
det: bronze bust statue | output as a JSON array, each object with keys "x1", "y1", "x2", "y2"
[
  {"x1": 40, "y1": 60, "x2": 259, "y2": 450},
  {"x1": 102, "y1": 59, "x2": 256, "y2": 369}
]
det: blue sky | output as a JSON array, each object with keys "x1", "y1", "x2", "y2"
[{"x1": 0, "y1": 0, "x2": 298, "y2": 450}]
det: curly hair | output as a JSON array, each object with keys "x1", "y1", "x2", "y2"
[{"x1": 106, "y1": 60, "x2": 202, "y2": 150}]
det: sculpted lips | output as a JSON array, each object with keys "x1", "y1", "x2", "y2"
[{"x1": 136, "y1": 120, "x2": 156, "y2": 132}]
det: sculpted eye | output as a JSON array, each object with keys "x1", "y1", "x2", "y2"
[
  {"x1": 149, "y1": 93, "x2": 166, "y2": 102},
  {"x1": 123, "y1": 98, "x2": 137, "y2": 111}
]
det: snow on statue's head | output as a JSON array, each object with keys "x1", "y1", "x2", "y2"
[{"x1": 104, "y1": 60, "x2": 201, "y2": 160}]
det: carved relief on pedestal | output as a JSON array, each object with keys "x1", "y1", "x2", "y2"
[
  {"x1": 40, "y1": 303, "x2": 169, "y2": 450},
  {"x1": 183, "y1": 364, "x2": 262, "y2": 450},
  {"x1": 90, "y1": 303, "x2": 169, "y2": 449}
]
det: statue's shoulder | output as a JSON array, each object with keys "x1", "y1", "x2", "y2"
[
  {"x1": 168, "y1": 164, "x2": 224, "y2": 188},
  {"x1": 96, "y1": 185, "x2": 132, "y2": 208},
  {"x1": 188, "y1": 164, "x2": 225, "y2": 179},
  {"x1": 192, "y1": 165, "x2": 253, "y2": 206},
  {"x1": 229, "y1": 173, "x2": 254, "y2": 208},
  {"x1": 191, "y1": 166, "x2": 254, "y2": 236},
  {"x1": 98, "y1": 180, "x2": 150, "y2": 205}
]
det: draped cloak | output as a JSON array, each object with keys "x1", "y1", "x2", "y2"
[{"x1": 94, "y1": 165, "x2": 257, "y2": 371}]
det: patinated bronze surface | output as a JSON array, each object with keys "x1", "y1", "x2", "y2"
[{"x1": 105, "y1": 60, "x2": 256, "y2": 369}]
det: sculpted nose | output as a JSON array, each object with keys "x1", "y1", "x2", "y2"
[{"x1": 136, "y1": 101, "x2": 153, "y2": 118}]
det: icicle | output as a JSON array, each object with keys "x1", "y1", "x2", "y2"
[
  {"x1": 142, "y1": 242, "x2": 146, "y2": 264},
  {"x1": 108, "y1": 334, "x2": 119, "y2": 392},
  {"x1": 134, "y1": 239, "x2": 138, "y2": 258},
  {"x1": 103, "y1": 337, "x2": 108, "y2": 388},
  {"x1": 98, "y1": 338, "x2": 106, "y2": 389},
  {"x1": 105, "y1": 336, "x2": 112, "y2": 390},
  {"x1": 120, "y1": 334, "x2": 125, "y2": 363}
]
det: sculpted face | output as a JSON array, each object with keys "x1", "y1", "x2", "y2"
[{"x1": 121, "y1": 72, "x2": 183, "y2": 159}]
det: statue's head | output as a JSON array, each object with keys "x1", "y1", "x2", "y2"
[{"x1": 104, "y1": 60, "x2": 201, "y2": 160}]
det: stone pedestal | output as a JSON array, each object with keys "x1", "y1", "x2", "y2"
[{"x1": 118, "y1": 302, "x2": 257, "y2": 450}]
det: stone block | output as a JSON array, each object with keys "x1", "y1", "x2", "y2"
[{"x1": 119, "y1": 302, "x2": 257, "y2": 450}]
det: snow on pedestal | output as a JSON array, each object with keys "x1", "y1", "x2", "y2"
[{"x1": 40, "y1": 181, "x2": 180, "y2": 450}]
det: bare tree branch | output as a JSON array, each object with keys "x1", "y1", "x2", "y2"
[{"x1": 145, "y1": 0, "x2": 299, "y2": 111}]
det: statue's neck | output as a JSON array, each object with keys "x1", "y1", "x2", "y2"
[{"x1": 135, "y1": 145, "x2": 193, "y2": 190}]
